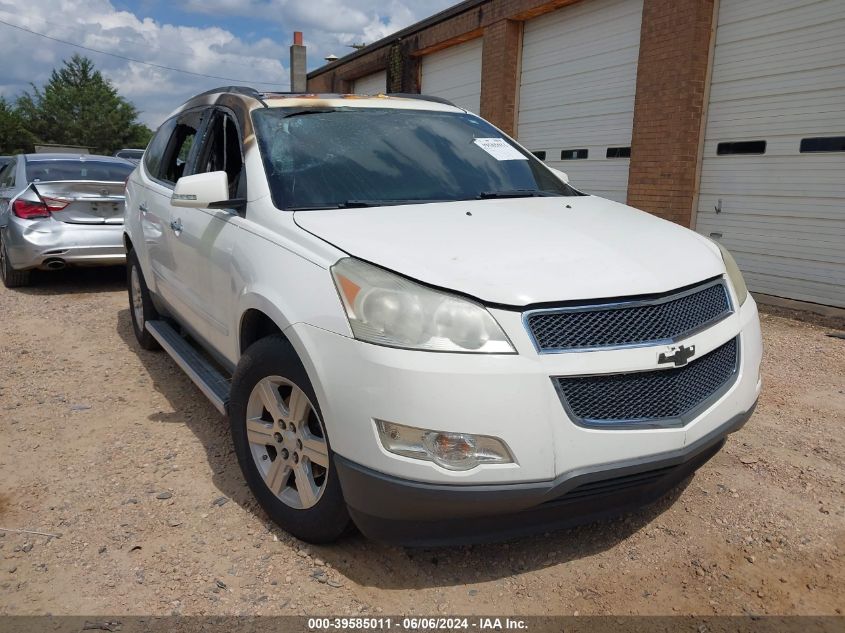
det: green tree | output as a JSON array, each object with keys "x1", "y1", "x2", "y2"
[
  {"x1": 16, "y1": 54, "x2": 152, "y2": 154},
  {"x1": 0, "y1": 97, "x2": 34, "y2": 154}
]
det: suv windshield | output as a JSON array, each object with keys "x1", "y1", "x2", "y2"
[
  {"x1": 26, "y1": 160, "x2": 135, "y2": 183},
  {"x1": 252, "y1": 107, "x2": 577, "y2": 210}
]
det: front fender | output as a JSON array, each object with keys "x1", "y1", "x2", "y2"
[
  {"x1": 230, "y1": 207, "x2": 352, "y2": 368},
  {"x1": 235, "y1": 270, "x2": 353, "y2": 358},
  {"x1": 234, "y1": 285, "x2": 353, "y2": 408}
]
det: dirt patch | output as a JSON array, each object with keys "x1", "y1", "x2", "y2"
[
  {"x1": 0, "y1": 268, "x2": 843, "y2": 616},
  {"x1": 757, "y1": 300, "x2": 845, "y2": 331}
]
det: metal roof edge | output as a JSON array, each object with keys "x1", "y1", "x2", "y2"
[{"x1": 306, "y1": 0, "x2": 488, "y2": 79}]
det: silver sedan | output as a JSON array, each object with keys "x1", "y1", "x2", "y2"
[{"x1": 0, "y1": 153, "x2": 136, "y2": 287}]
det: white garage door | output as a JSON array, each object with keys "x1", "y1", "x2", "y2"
[
  {"x1": 696, "y1": 0, "x2": 845, "y2": 307},
  {"x1": 353, "y1": 70, "x2": 387, "y2": 95},
  {"x1": 518, "y1": 0, "x2": 643, "y2": 203},
  {"x1": 420, "y1": 38, "x2": 483, "y2": 113}
]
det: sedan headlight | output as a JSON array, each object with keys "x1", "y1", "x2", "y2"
[
  {"x1": 331, "y1": 257, "x2": 515, "y2": 353},
  {"x1": 375, "y1": 420, "x2": 514, "y2": 471},
  {"x1": 713, "y1": 242, "x2": 749, "y2": 306}
]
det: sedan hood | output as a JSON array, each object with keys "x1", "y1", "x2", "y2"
[{"x1": 294, "y1": 196, "x2": 725, "y2": 306}]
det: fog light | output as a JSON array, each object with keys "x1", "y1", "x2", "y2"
[{"x1": 375, "y1": 420, "x2": 514, "y2": 471}]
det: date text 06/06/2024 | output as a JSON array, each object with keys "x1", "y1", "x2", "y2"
[{"x1": 307, "y1": 617, "x2": 528, "y2": 630}]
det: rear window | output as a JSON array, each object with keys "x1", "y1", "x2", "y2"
[{"x1": 26, "y1": 160, "x2": 135, "y2": 183}]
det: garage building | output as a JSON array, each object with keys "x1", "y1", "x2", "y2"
[{"x1": 308, "y1": 0, "x2": 845, "y2": 308}]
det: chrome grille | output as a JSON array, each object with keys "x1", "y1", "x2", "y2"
[
  {"x1": 525, "y1": 279, "x2": 731, "y2": 352},
  {"x1": 554, "y1": 337, "x2": 739, "y2": 428}
]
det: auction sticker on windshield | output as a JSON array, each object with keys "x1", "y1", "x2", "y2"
[{"x1": 473, "y1": 138, "x2": 528, "y2": 161}]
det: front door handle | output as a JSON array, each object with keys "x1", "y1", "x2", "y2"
[
  {"x1": 139, "y1": 202, "x2": 148, "y2": 213},
  {"x1": 170, "y1": 218, "x2": 182, "y2": 234}
]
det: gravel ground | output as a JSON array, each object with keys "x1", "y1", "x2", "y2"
[{"x1": 0, "y1": 267, "x2": 843, "y2": 616}]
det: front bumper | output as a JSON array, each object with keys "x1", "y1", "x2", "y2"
[
  {"x1": 288, "y1": 296, "x2": 762, "y2": 486},
  {"x1": 337, "y1": 402, "x2": 755, "y2": 545},
  {"x1": 285, "y1": 288, "x2": 762, "y2": 544},
  {"x1": 3, "y1": 218, "x2": 126, "y2": 270}
]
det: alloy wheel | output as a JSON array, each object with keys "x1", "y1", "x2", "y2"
[{"x1": 245, "y1": 376, "x2": 329, "y2": 509}]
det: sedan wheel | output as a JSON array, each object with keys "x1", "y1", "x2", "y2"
[{"x1": 0, "y1": 234, "x2": 31, "y2": 288}]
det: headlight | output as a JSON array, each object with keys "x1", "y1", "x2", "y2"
[
  {"x1": 713, "y1": 242, "x2": 749, "y2": 306},
  {"x1": 375, "y1": 420, "x2": 514, "y2": 471},
  {"x1": 331, "y1": 257, "x2": 515, "y2": 353}
]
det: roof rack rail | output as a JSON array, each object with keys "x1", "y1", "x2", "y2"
[
  {"x1": 386, "y1": 93, "x2": 457, "y2": 107},
  {"x1": 194, "y1": 86, "x2": 260, "y2": 98},
  {"x1": 194, "y1": 86, "x2": 269, "y2": 106}
]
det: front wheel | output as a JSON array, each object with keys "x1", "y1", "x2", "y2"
[{"x1": 229, "y1": 335, "x2": 350, "y2": 543}]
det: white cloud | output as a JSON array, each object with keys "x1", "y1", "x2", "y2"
[
  {"x1": 0, "y1": 0, "x2": 457, "y2": 128},
  {"x1": 176, "y1": 0, "x2": 457, "y2": 68}
]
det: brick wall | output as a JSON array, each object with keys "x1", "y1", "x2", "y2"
[
  {"x1": 387, "y1": 43, "x2": 404, "y2": 92},
  {"x1": 479, "y1": 20, "x2": 522, "y2": 136},
  {"x1": 407, "y1": 10, "x2": 485, "y2": 56},
  {"x1": 627, "y1": 0, "x2": 716, "y2": 227}
]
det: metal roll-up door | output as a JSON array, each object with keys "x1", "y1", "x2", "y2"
[
  {"x1": 420, "y1": 38, "x2": 483, "y2": 113},
  {"x1": 696, "y1": 0, "x2": 845, "y2": 307},
  {"x1": 517, "y1": 0, "x2": 644, "y2": 203},
  {"x1": 353, "y1": 70, "x2": 387, "y2": 95}
]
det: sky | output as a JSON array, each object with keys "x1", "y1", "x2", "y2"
[{"x1": 0, "y1": 0, "x2": 456, "y2": 127}]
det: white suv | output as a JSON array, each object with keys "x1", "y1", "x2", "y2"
[{"x1": 124, "y1": 87, "x2": 762, "y2": 545}]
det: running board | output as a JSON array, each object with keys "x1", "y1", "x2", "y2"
[{"x1": 145, "y1": 320, "x2": 230, "y2": 415}]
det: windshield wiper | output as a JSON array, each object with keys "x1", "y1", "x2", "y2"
[
  {"x1": 288, "y1": 200, "x2": 399, "y2": 209},
  {"x1": 477, "y1": 189, "x2": 561, "y2": 199},
  {"x1": 287, "y1": 204, "x2": 344, "y2": 211},
  {"x1": 287, "y1": 199, "x2": 437, "y2": 211},
  {"x1": 283, "y1": 108, "x2": 338, "y2": 118},
  {"x1": 341, "y1": 199, "x2": 430, "y2": 207}
]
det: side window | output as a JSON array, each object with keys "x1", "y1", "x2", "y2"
[
  {"x1": 144, "y1": 117, "x2": 177, "y2": 180},
  {"x1": 160, "y1": 110, "x2": 204, "y2": 186},
  {"x1": 606, "y1": 146, "x2": 631, "y2": 159},
  {"x1": 0, "y1": 158, "x2": 17, "y2": 188},
  {"x1": 561, "y1": 149, "x2": 588, "y2": 160},
  {"x1": 194, "y1": 111, "x2": 245, "y2": 199},
  {"x1": 142, "y1": 109, "x2": 206, "y2": 188},
  {"x1": 717, "y1": 140, "x2": 766, "y2": 155}
]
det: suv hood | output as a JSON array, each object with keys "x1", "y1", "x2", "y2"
[{"x1": 294, "y1": 196, "x2": 725, "y2": 306}]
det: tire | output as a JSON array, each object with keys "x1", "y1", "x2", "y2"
[
  {"x1": 0, "y1": 233, "x2": 31, "y2": 288},
  {"x1": 127, "y1": 249, "x2": 161, "y2": 350},
  {"x1": 230, "y1": 335, "x2": 351, "y2": 543}
]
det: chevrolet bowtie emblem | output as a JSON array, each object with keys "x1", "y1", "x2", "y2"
[{"x1": 658, "y1": 344, "x2": 696, "y2": 367}]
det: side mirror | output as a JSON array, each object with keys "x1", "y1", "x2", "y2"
[
  {"x1": 549, "y1": 167, "x2": 569, "y2": 184},
  {"x1": 171, "y1": 171, "x2": 244, "y2": 211}
]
